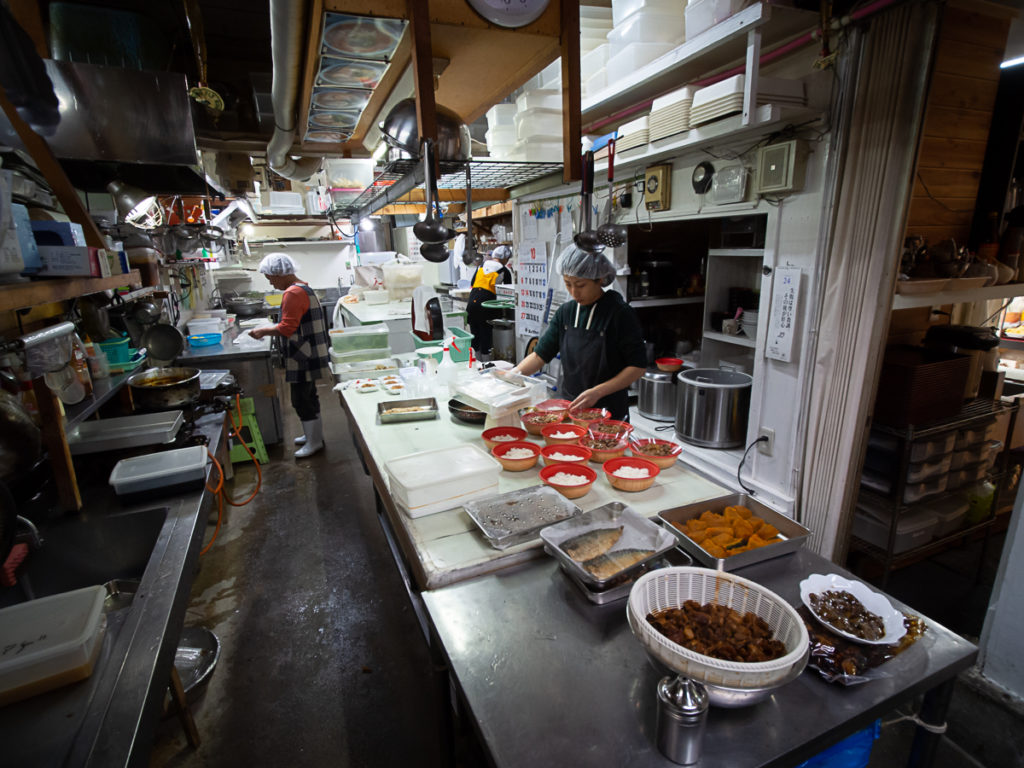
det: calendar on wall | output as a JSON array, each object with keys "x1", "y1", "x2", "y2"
[
  {"x1": 517, "y1": 240, "x2": 547, "y2": 338},
  {"x1": 766, "y1": 266, "x2": 800, "y2": 363}
]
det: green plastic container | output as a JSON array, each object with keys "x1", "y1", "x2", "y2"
[{"x1": 410, "y1": 327, "x2": 473, "y2": 362}]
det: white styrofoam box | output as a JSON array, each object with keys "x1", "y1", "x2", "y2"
[
  {"x1": 486, "y1": 103, "x2": 517, "y2": 128},
  {"x1": 515, "y1": 89, "x2": 562, "y2": 112},
  {"x1": 509, "y1": 139, "x2": 564, "y2": 162},
  {"x1": 584, "y1": 68, "x2": 608, "y2": 99},
  {"x1": 606, "y1": 41, "x2": 675, "y2": 82},
  {"x1": 0, "y1": 585, "x2": 107, "y2": 706},
  {"x1": 653, "y1": 85, "x2": 695, "y2": 111},
  {"x1": 686, "y1": 0, "x2": 744, "y2": 38},
  {"x1": 906, "y1": 452, "x2": 953, "y2": 484},
  {"x1": 109, "y1": 445, "x2": 208, "y2": 495},
  {"x1": 581, "y1": 43, "x2": 610, "y2": 78},
  {"x1": 386, "y1": 444, "x2": 501, "y2": 518},
  {"x1": 607, "y1": 7, "x2": 686, "y2": 46},
  {"x1": 486, "y1": 125, "x2": 517, "y2": 149},
  {"x1": 931, "y1": 495, "x2": 969, "y2": 538},
  {"x1": 514, "y1": 107, "x2": 563, "y2": 142},
  {"x1": 613, "y1": 0, "x2": 686, "y2": 27},
  {"x1": 853, "y1": 505, "x2": 937, "y2": 554}
]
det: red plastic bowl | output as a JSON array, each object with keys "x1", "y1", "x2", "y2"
[
  {"x1": 628, "y1": 438, "x2": 682, "y2": 469},
  {"x1": 656, "y1": 357, "x2": 684, "y2": 373},
  {"x1": 539, "y1": 462, "x2": 598, "y2": 499},
  {"x1": 567, "y1": 406, "x2": 611, "y2": 427},
  {"x1": 482, "y1": 426, "x2": 528, "y2": 450},
  {"x1": 603, "y1": 456, "x2": 661, "y2": 492},
  {"x1": 588, "y1": 419, "x2": 634, "y2": 441},
  {"x1": 491, "y1": 440, "x2": 541, "y2": 471},
  {"x1": 541, "y1": 423, "x2": 588, "y2": 445},
  {"x1": 540, "y1": 443, "x2": 593, "y2": 466}
]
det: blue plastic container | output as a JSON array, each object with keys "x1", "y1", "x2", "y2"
[{"x1": 188, "y1": 333, "x2": 223, "y2": 347}]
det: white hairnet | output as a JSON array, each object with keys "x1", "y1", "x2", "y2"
[
  {"x1": 258, "y1": 252, "x2": 298, "y2": 276},
  {"x1": 491, "y1": 245, "x2": 513, "y2": 262},
  {"x1": 556, "y1": 245, "x2": 616, "y2": 286}
]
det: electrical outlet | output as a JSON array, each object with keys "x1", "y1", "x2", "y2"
[{"x1": 757, "y1": 428, "x2": 774, "y2": 456}]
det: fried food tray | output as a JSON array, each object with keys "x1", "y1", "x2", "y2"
[
  {"x1": 377, "y1": 397, "x2": 438, "y2": 423},
  {"x1": 657, "y1": 493, "x2": 811, "y2": 571},
  {"x1": 464, "y1": 485, "x2": 581, "y2": 550}
]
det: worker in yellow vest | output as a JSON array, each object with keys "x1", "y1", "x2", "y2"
[{"x1": 466, "y1": 245, "x2": 512, "y2": 357}]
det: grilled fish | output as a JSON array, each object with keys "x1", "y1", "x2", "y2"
[
  {"x1": 561, "y1": 526, "x2": 624, "y2": 562},
  {"x1": 582, "y1": 548, "x2": 654, "y2": 580}
]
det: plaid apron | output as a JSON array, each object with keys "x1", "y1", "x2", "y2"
[{"x1": 283, "y1": 284, "x2": 330, "y2": 383}]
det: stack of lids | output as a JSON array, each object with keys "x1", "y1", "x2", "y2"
[
  {"x1": 690, "y1": 75, "x2": 806, "y2": 127},
  {"x1": 616, "y1": 115, "x2": 650, "y2": 152},
  {"x1": 649, "y1": 86, "x2": 694, "y2": 141}
]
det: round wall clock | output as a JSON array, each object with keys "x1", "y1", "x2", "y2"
[
  {"x1": 466, "y1": 0, "x2": 551, "y2": 29},
  {"x1": 692, "y1": 161, "x2": 715, "y2": 194}
]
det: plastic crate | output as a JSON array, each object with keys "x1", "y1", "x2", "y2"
[
  {"x1": 872, "y1": 346, "x2": 971, "y2": 428},
  {"x1": 329, "y1": 324, "x2": 390, "y2": 354},
  {"x1": 410, "y1": 327, "x2": 473, "y2": 362}
]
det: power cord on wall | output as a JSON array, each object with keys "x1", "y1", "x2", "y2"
[{"x1": 737, "y1": 435, "x2": 769, "y2": 495}]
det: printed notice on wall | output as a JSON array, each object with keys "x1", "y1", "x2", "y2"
[
  {"x1": 765, "y1": 266, "x2": 801, "y2": 363},
  {"x1": 517, "y1": 240, "x2": 548, "y2": 338}
]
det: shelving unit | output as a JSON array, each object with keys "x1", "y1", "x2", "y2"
[
  {"x1": 630, "y1": 296, "x2": 704, "y2": 309},
  {"x1": 892, "y1": 281, "x2": 1024, "y2": 310},
  {"x1": 701, "y1": 245, "x2": 764, "y2": 367},
  {"x1": 0, "y1": 270, "x2": 142, "y2": 310},
  {"x1": 703, "y1": 329, "x2": 756, "y2": 348}
]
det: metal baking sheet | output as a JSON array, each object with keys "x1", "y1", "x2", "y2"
[
  {"x1": 657, "y1": 492, "x2": 811, "y2": 571},
  {"x1": 377, "y1": 397, "x2": 438, "y2": 423},
  {"x1": 540, "y1": 502, "x2": 677, "y2": 589},
  {"x1": 67, "y1": 411, "x2": 184, "y2": 455},
  {"x1": 551, "y1": 548, "x2": 692, "y2": 605},
  {"x1": 464, "y1": 485, "x2": 581, "y2": 550}
]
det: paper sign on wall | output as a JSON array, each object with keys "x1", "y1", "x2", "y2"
[
  {"x1": 765, "y1": 266, "x2": 801, "y2": 363},
  {"x1": 517, "y1": 240, "x2": 547, "y2": 338}
]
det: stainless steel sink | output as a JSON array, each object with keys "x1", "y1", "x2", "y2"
[{"x1": 0, "y1": 507, "x2": 168, "y2": 609}]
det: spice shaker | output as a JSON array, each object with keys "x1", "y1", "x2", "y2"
[{"x1": 655, "y1": 675, "x2": 708, "y2": 765}]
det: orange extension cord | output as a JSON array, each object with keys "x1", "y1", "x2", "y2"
[{"x1": 200, "y1": 394, "x2": 263, "y2": 555}]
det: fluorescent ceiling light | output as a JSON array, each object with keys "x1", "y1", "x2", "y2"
[{"x1": 1001, "y1": 55, "x2": 1024, "y2": 68}]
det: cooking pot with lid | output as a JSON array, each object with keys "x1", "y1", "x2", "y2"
[
  {"x1": 675, "y1": 369, "x2": 752, "y2": 449},
  {"x1": 128, "y1": 367, "x2": 201, "y2": 411},
  {"x1": 638, "y1": 369, "x2": 677, "y2": 422}
]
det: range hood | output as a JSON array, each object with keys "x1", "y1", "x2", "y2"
[{"x1": 0, "y1": 60, "x2": 222, "y2": 196}]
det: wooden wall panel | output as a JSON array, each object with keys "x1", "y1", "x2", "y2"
[{"x1": 919, "y1": 105, "x2": 994, "y2": 140}]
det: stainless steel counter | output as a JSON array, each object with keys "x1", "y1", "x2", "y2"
[
  {"x1": 2, "y1": 414, "x2": 226, "y2": 767},
  {"x1": 422, "y1": 548, "x2": 977, "y2": 768}
]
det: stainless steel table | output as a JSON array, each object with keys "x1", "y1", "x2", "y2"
[{"x1": 421, "y1": 549, "x2": 977, "y2": 768}]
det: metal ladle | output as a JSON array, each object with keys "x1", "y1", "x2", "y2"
[
  {"x1": 596, "y1": 139, "x2": 627, "y2": 249},
  {"x1": 414, "y1": 139, "x2": 455, "y2": 246},
  {"x1": 574, "y1": 150, "x2": 605, "y2": 254}
]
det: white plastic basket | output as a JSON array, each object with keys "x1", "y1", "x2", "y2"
[{"x1": 627, "y1": 567, "x2": 809, "y2": 689}]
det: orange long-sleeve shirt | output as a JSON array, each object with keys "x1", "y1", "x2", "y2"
[{"x1": 276, "y1": 282, "x2": 310, "y2": 337}]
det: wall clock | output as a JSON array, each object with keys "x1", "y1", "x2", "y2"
[{"x1": 466, "y1": 0, "x2": 551, "y2": 29}]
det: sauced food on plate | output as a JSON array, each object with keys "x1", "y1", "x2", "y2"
[
  {"x1": 648, "y1": 601, "x2": 787, "y2": 662},
  {"x1": 809, "y1": 590, "x2": 885, "y2": 641},
  {"x1": 672, "y1": 506, "x2": 781, "y2": 559}
]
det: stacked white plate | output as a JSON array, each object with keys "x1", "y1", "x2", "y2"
[
  {"x1": 616, "y1": 115, "x2": 650, "y2": 152},
  {"x1": 649, "y1": 85, "x2": 694, "y2": 141},
  {"x1": 690, "y1": 75, "x2": 807, "y2": 127},
  {"x1": 741, "y1": 309, "x2": 759, "y2": 338}
]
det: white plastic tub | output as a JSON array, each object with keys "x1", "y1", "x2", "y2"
[
  {"x1": 486, "y1": 125, "x2": 517, "y2": 149},
  {"x1": 514, "y1": 107, "x2": 563, "y2": 141},
  {"x1": 363, "y1": 289, "x2": 390, "y2": 305},
  {"x1": 685, "y1": 0, "x2": 745, "y2": 38},
  {"x1": 613, "y1": 0, "x2": 685, "y2": 27},
  {"x1": 581, "y1": 43, "x2": 610, "y2": 78},
  {"x1": 485, "y1": 103, "x2": 516, "y2": 128},
  {"x1": 329, "y1": 324, "x2": 390, "y2": 353},
  {"x1": 0, "y1": 585, "x2": 107, "y2": 706},
  {"x1": 515, "y1": 88, "x2": 562, "y2": 112},
  {"x1": 606, "y1": 42, "x2": 675, "y2": 82},
  {"x1": 386, "y1": 444, "x2": 501, "y2": 518},
  {"x1": 906, "y1": 452, "x2": 953, "y2": 484},
  {"x1": 607, "y1": 7, "x2": 686, "y2": 46},
  {"x1": 950, "y1": 440, "x2": 1002, "y2": 470},
  {"x1": 109, "y1": 445, "x2": 208, "y2": 496},
  {"x1": 508, "y1": 140, "x2": 563, "y2": 162},
  {"x1": 853, "y1": 505, "x2": 937, "y2": 554}
]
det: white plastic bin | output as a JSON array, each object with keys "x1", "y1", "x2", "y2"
[
  {"x1": 381, "y1": 261, "x2": 425, "y2": 301},
  {"x1": 931, "y1": 495, "x2": 968, "y2": 538},
  {"x1": 853, "y1": 505, "x2": 937, "y2": 554},
  {"x1": 581, "y1": 43, "x2": 610, "y2": 78},
  {"x1": 386, "y1": 444, "x2": 501, "y2": 518},
  {"x1": 486, "y1": 125, "x2": 517, "y2": 149},
  {"x1": 584, "y1": 69, "x2": 608, "y2": 98},
  {"x1": 906, "y1": 453, "x2": 953, "y2": 484},
  {"x1": 606, "y1": 42, "x2": 675, "y2": 82},
  {"x1": 903, "y1": 474, "x2": 948, "y2": 503},
  {"x1": 508, "y1": 140, "x2": 563, "y2": 162},
  {"x1": 950, "y1": 440, "x2": 1001, "y2": 470},
  {"x1": 613, "y1": 0, "x2": 685, "y2": 27},
  {"x1": 947, "y1": 464, "x2": 988, "y2": 490},
  {"x1": 485, "y1": 103, "x2": 516, "y2": 128},
  {"x1": 514, "y1": 107, "x2": 563, "y2": 141},
  {"x1": 685, "y1": 0, "x2": 744, "y2": 38},
  {"x1": 109, "y1": 445, "x2": 208, "y2": 495},
  {"x1": 324, "y1": 158, "x2": 375, "y2": 190},
  {"x1": 607, "y1": 7, "x2": 686, "y2": 46},
  {"x1": 515, "y1": 89, "x2": 562, "y2": 112}
]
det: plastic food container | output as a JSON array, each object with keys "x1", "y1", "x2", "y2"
[
  {"x1": 385, "y1": 444, "x2": 500, "y2": 518},
  {"x1": 541, "y1": 444, "x2": 593, "y2": 466},
  {"x1": 541, "y1": 423, "x2": 587, "y2": 445},
  {"x1": 607, "y1": 7, "x2": 686, "y2": 46},
  {"x1": 485, "y1": 103, "x2": 517, "y2": 128},
  {"x1": 0, "y1": 585, "x2": 107, "y2": 706},
  {"x1": 612, "y1": 0, "x2": 681, "y2": 26},
  {"x1": 950, "y1": 440, "x2": 1002, "y2": 470},
  {"x1": 931, "y1": 495, "x2": 968, "y2": 538},
  {"x1": 956, "y1": 421, "x2": 997, "y2": 450},
  {"x1": 514, "y1": 107, "x2": 563, "y2": 142},
  {"x1": 109, "y1": 445, "x2": 208, "y2": 496},
  {"x1": 903, "y1": 474, "x2": 948, "y2": 503},
  {"x1": 507, "y1": 139, "x2": 563, "y2": 162},
  {"x1": 491, "y1": 440, "x2": 542, "y2": 471},
  {"x1": 515, "y1": 88, "x2": 562, "y2": 112},
  {"x1": 603, "y1": 456, "x2": 660, "y2": 491},
  {"x1": 331, "y1": 357, "x2": 401, "y2": 381},
  {"x1": 685, "y1": 0, "x2": 745, "y2": 39},
  {"x1": 481, "y1": 426, "x2": 527, "y2": 450},
  {"x1": 329, "y1": 324, "x2": 390, "y2": 354},
  {"x1": 947, "y1": 464, "x2": 988, "y2": 491},
  {"x1": 67, "y1": 411, "x2": 184, "y2": 455},
  {"x1": 905, "y1": 453, "x2": 953, "y2": 484},
  {"x1": 852, "y1": 505, "x2": 937, "y2": 554},
  {"x1": 486, "y1": 125, "x2": 517, "y2": 150},
  {"x1": 606, "y1": 41, "x2": 675, "y2": 82},
  {"x1": 581, "y1": 43, "x2": 610, "y2": 77},
  {"x1": 363, "y1": 289, "x2": 390, "y2": 305}
]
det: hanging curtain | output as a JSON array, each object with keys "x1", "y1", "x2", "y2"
[{"x1": 799, "y1": 1, "x2": 941, "y2": 560}]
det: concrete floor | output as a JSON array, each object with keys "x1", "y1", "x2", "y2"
[{"x1": 149, "y1": 381, "x2": 1023, "y2": 767}]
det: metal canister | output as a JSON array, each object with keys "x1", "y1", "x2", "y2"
[{"x1": 655, "y1": 676, "x2": 708, "y2": 765}]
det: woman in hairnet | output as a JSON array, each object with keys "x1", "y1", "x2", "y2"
[
  {"x1": 249, "y1": 253, "x2": 331, "y2": 458},
  {"x1": 511, "y1": 247, "x2": 646, "y2": 420},
  {"x1": 466, "y1": 245, "x2": 513, "y2": 357}
]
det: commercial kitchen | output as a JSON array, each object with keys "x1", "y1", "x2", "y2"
[{"x1": 2, "y1": 1, "x2": 1024, "y2": 766}]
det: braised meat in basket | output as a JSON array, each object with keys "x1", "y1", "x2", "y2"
[{"x1": 648, "y1": 600, "x2": 787, "y2": 662}]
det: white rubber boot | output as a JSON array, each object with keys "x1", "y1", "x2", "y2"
[
  {"x1": 294, "y1": 434, "x2": 307, "y2": 445},
  {"x1": 294, "y1": 418, "x2": 324, "y2": 458}
]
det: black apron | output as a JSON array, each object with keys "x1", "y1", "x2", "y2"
[{"x1": 559, "y1": 302, "x2": 629, "y2": 420}]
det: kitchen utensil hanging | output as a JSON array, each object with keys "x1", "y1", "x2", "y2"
[
  {"x1": 464, "y1": 163, "x2": 477, "y2": 264},
  {"x1": 183, "y1": 0, "x2": 224, "y2": 114},
  {"x1": 414, "y1": 138, "x2": 456, "y2": 253},
  {"x1": 574, "y1": 150, "x2": 604, "y2": 254},
  {"x1": 597, "y1": 139, "x2": 627, "y2": 248}
]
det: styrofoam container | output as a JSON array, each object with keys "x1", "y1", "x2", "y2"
[
  {"x1": 109, "y1": 445, "x2": 208, "y2": 496},
  {"x1": 486, "y1": 103, "x2": 517, "y2": 128},
  {"x1": 515, "y1": 89, "x2": 562, "y2": 112},
  {"x1": 607, "y1": 7, "x2": 686, "y2": 46},
  {"x1": 0, "y1": 585, "x2": 107, "y2": 706},
  {"x1": 853, "y1": 505, "x2": 937, "y2": 554},
  {"x1": 613, "y1": 0, "x2": 685, "y2": 26},
  {"x1": 686, "y1": 0, "x2": 744, "y2": 38},
  {"x1": 385, "y1": 444, "x2": 502, "y2": 518},
  {"x1": 931, "y1": 495, "x2": 968, "y2": 538},
  {"x1": 606, "y1": 42, "x2": 675, "y2": 82},
  {"x1": 515, "y1": 107, "x2": 563, "y2": 141}
]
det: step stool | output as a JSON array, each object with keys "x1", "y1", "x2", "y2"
[{"x1": 229, "y1": 397, "x2": 269, "y2": 464}]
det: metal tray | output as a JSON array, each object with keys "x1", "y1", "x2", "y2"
[
  {"x1": 67, "y1": 411, "x2": 184, "y2": 455},
  {"x1": 377, "y1": 397, "x2": 439, "y2": 423},
  {"x1": 540, "y1": 502, "x2": 677, "y2": 589},
  {"x1": 464, "y1": 485, "x2": 581, "y2": 550},
  {"x1": 657, "y1": 492, "x2": 811, "y2": 571},
  {"x1": 552, "y1": 547, "x2": 692, "y2": 605}
]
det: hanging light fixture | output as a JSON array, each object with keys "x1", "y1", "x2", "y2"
[{"x1": 107, "y1": 181, "x2": 164, "y2": 229}]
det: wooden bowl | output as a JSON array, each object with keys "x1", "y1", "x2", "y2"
[
  {"x1": 520, "y1": 408, "x2": 566, "y2": 436},
  {"x1": 628, "y1": 438, "x2": 682, "y2": 469},
  {"x1": 491, "y1": 441, "x2": 541, "y2": 471},
  {"x1": 603, "y1": 456, "x2": 660, "y2": 492},
  {"x1": 656, "y1": 357, "x2": 684, "y2": 373},
  {"x1": 539, "y1": 463, "x2": 598, "y2": 499},
  {"x1": 540, "y1": 444, "x2": 592, "y2": 467},
  {"x1": 541, "y1": 423, "x2": 588, "y2": 445},
  {"x1": 482, "y1": 426, "x2": 528, "y2": 450},
  {"x1": 578, "y1": 435, "x2": 628, "y2": 464}
]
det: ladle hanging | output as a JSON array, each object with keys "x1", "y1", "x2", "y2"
[
  {"x1": 573, "y1": 150, "x2": 605, "y2": 254},
  {"x1": 596, "y1": 139, "x2": 627, "y2": 248},
  {"x1": 413, "y1": 139, "x2": 455, "y2": 246}
]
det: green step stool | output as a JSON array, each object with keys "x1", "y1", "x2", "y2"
[{"x1": 229, "y1": 397, "x2": 269, "y2": 464}]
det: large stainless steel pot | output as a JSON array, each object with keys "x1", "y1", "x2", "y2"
[
  {"x1": 128, "y1": 367, "x2": 201, "y2": 411},
  {"x1": 224, "y1": 297, "x2": 265, "y2": 317},
  {"x1": 488, "y1": 318, "x2": 516, "y2": 363},
  {"x1": 675, "y1": 369, "x2": 752, "y2": 448},
  {"x1": 379, "y1": 98, "x2": 471, "y2": 161},
  {"x1": 637, "y1": 369, "x2": 677, "y2": 422}
]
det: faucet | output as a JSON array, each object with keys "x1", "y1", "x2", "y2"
[{"x1": 15, "y1": 515, "x2": 43, "y2": 549}]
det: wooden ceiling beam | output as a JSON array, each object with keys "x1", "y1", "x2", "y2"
[{"x1": 397, "y1": 188, "x2": 509, "y2": 203}]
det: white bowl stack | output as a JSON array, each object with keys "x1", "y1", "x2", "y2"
[
  {"x1": 649, "y1": 85, "x2": 694, "y2": 141},
  {"x1": 740, "y1": 309, "x2": 759, "y2": 338}
]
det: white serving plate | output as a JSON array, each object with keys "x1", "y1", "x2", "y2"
[{"x1": 799, "y1": 573, "x2": 907, "y2": 646}]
